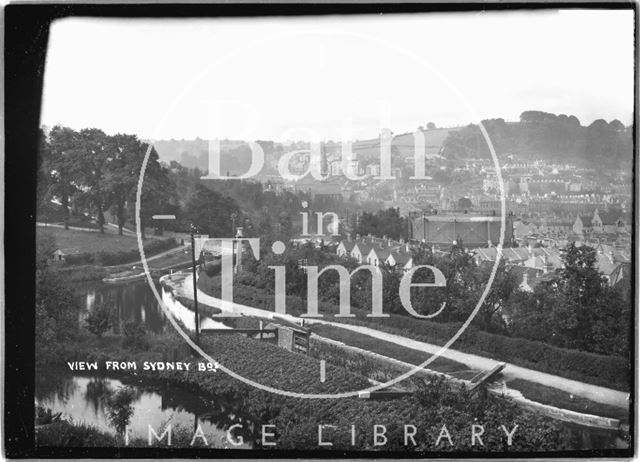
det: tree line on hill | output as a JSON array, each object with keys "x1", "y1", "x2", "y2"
[{"x1": 443, "y1": 111, "x2": 632, "y2": 167}]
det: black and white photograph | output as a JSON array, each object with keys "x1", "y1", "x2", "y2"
[{"x1": 3, "y1": 2, "x2": 637, "y2": 459}]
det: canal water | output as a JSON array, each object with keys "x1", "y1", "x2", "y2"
[
  {"x1": 74, "y1": 280, "x2": 170, "y2": 334},
  {"x1": 40, "y1": 278, "x2": 628, "y2": 451},
  {"x1": 36, "y1": 368, "x2": 255, "y2": 448}
]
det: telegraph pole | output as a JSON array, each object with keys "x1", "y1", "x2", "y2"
[{"x1": 189, "y1": 225, "x2": 200, "y2": 345}]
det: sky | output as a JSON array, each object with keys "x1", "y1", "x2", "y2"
[{"x1": 40, "y1": 10, "x2": 634, "y2": 142}]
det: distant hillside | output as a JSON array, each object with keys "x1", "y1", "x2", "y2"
[
  {"x1": 150, "y1": 138, "x2": 245, "y2": 171},
  {"x1": 150, "y1": 138, "x2": 283, "y2": 175},
  {"x1": 442, "y1": 111, "x2": 633, "y2": 168},
  {"x1": 351, "y1": 127, "x2": 461, "y2": 164}
]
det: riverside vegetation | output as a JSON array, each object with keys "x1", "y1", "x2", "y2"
[{"x1": 36, "y1": 240, "x2": 578, "y2": 451}]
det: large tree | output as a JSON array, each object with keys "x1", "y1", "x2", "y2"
[
  {"x1": 103, "y1": 134, "x2": 144, "y2": 235},
  {"x1": 506, "y1": 243, "x2": 631, "y2": 356},
  {"x1": 184, "y1": 183, "x2": 239, "y2": 237},
  {"x1": 46, "y1": 126, "x2": 82, "y2": 229},
  {"x1": 74, "y1": 128, "x2": 111, "y2": 232}
]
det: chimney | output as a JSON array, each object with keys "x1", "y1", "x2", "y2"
[
  {"x1": 406, "y1": 243, "x2": 410, "y2": 253},
  {"x1": 527, "y1": 242, "x2": 533, "y2": 257},
  {"x1": 347, "y1": 233, "x2": 352, "y2": 242},
  {"x1": 356, "y1": 233, "x2": 361, "y2": 241},
  {"x1": 388, "y1": 238, "x2": 392, "y2": 247},
  {"x1": 541, "y1": 255, "x2": 547, "y2": 274}
]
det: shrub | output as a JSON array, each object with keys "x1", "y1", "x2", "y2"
[
  {"x1": 35, "y1": 405, "x2": 56, "y2": 425},
  {"x1": 63, "y1": 253, "x2": 94, "y2": 266},
  {"x1": 121, "y1": 321, "x2": 149, "y2": 350},
  {"x1": 35, "y1": 422, "x2": 119, "y2": 447},
  {"x1": 85, "y1": 303, "x2": 112, "y2": 337}
]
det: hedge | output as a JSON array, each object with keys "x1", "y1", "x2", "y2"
[{"x1": 336, "y1": 315, "x2": 631, "y2": 391}]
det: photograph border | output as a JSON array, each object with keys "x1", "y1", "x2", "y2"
[{"x1": 4, "y1": 2, "x2": 637, "y2": 458}]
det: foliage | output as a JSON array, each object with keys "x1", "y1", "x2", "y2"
[
  {"x1": 39, "y1": 126, "x2": 176, "y2": 236},
  {"x1": 204, "y1": 237, "x2": 630, "y2": 379},
  {"x1": 199, "y1": 267, "x2": 629, "y2": 390},
  {"x1": 36, "y1": 421, "x2": 123, "y2": 447},
  {"x1": 121, "y1": 322, "x2": 150, "y2": 350},
  {"x1": 443, "y1": 112, "x2": 631, "y2": 168},
  {"x1": 104, "y1": 387, "x2": 136, "y2": 434},
  {"x1": 85, "y1": 302, "x2": 112, "y2": 338},
  {"x1": 182, "y1": 183, "x2": 240, "y2": 237},
  {"x1": 355, "y1": 207, "x2": 408, "y2": 241},
  {"x1": 35, "y1": 405, "x2": 56, "y2": 425},
  {"x1": 333, "y1": 316, "x2": 630, "y2": 391},
  {"x1": 36, "y1": 240, "x2": 81, "y2": 364},
  {"x1": 505, "y1": 243, "x2": 631, "y2": 356}
]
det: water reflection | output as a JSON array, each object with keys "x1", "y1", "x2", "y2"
[
  {"x1": 76, "y1": 280, "x2": 228, "y2": 335},
  {"x1": 36, "y1": 369, "x2": 254, "y2": 448},
  {"x1": 75, "y1": 281, "x2": 168, "y2": 334},
  {"x1": 105, "y1": 387, "x2": 137, "y2": 434}
]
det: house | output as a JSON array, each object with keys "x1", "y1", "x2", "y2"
[
  {"x1": 472, "y1": 247, "x2": 529, "y2": 266},
  {"x1": 527, "y1": 271, "x2": 559, "y2": 291},
  {"x1": 595, "y1": 251, "x2": 620, "y2": 285},
  {"x1": 350, "y1": 241, "x2": 375, "y2": 264},
  {"x1": 336, "y1": 240, "x2": 357, "y2": 258},
  {"x1": 509, "y1": 265, "x2": 544, "y2": 293},
  {"x1": 573, "y1": 209, "x2": 628, "y2": 236},
  {"x1": 595, "y1": 210, "x2": 628, "y2": 234},
  {"x1": 513, "y1": 220, "x2": 536, "y2": 239},
  {"x1": 608, "y1": 263, "x2": 630, "y2": 287},
  {"x1": 366, "y1": 246, "x2": 395, "y2": 266},
  {"x1": 572, "y1": 213, "x2": 593, "y2": 235},
  {"x1": 386, "y1": 251, "x2": 414, "y2": 271}
]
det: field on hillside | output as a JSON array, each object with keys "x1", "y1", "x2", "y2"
[{"x1": 37, "y1": 227, "x2": 147, "y2": 253}]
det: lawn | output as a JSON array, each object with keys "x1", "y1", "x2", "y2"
[
  {"x1": 38, "y1": 227, "x2": 143, "y2": 254},
  {"x1": 309, "y1": 323, "x2": 473, "y2": 376},
  {"x1": 507, "y1": 378, "x2": 630, "y2": 422},
  {"x1": 37, "y1": 227, "x2": 175, "y2": 255}
]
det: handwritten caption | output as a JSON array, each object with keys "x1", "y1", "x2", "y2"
[{"x1": 67, "y1": 361, "x2": 219, "y2": 372}]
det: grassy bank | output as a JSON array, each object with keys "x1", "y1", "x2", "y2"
[
  {"x1": 38, "y1": 227, "x2": 179, "y2": 267},
  {"x1": 506, "y1": 379, "x2": 630, "y2": 422},
  {"x1": 37, "y1": 227, "x2": 143, "y2": 253},
  {"x1": 310, "y1": 324, "x2": 472, "y2": 377}
]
